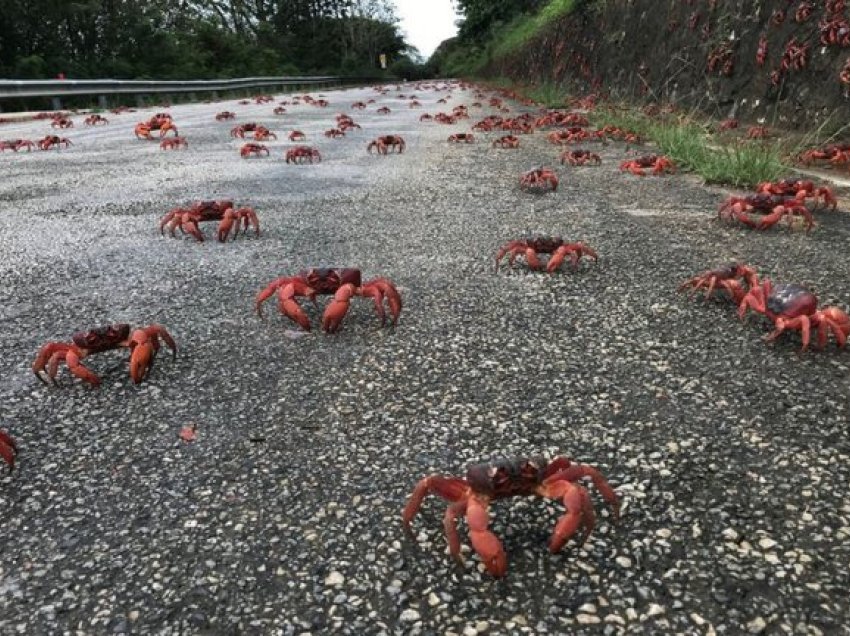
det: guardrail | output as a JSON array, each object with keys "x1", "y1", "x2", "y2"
[{"x1": 0, "y1": 75, "x2": 378, "y2": 109}]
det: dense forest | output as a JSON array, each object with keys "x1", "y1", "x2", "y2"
[{"x1": 0, "y1": 0, "x2": 421, "y2": 79}]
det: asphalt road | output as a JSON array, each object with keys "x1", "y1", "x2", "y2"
[{"x1": 1, "y1": 83, "x2": 849, "y2": 635}]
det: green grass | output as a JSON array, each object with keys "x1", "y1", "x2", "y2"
[
  {"x1": 591, "y1": 105, "x2": 787, "y2": 188},
  {"x1": 492, "y1": 0, "x2": 579, "y2": 59}
]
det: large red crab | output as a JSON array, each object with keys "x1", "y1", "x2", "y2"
[
  {"x1": 561, "y1": 149, "x2": 600, "y2": 166},
  {"x1": 495, "y1": 237, "x2": 598, "y2": 273},
  {"x1": 520, "y1": 167, "x2": 559, "y2": 193},
  {"x1": 367, "y1": 135, "x2": 405, "y2": 154},
  {"x1": 738, "y1": 280, "x2": 850, "y2": 351},
  {"x1": 159, "y1": 200, "x2": 259, "y2": 242},
  {"x1": 255, "y1": 268, "x2": 402, "y2": 333},
  {"x1": 32, "y1": 323, "x2": 177, "y2": 386},
  {"x1": 447, "y1": 133, "x2": 475, "y2": 144},
  {"x1": 798, "y1": 142, "x2": 850, "y2": 167},
  {"x1": 755, "y1": 179, "x2": 837, "y2": 210},
  {"x1": 240, "y1": 142, "x2": 269, "y2": 158},
  {"x1": 38, "y1": 135, "x2": 72, "y2": 150},
  {"x1": 718, "y1": 194, "x2": 814, "y2": 232},
  {"x1": 285, "y1": 146, "x2": 321, "y2": 164},
  {"x1": 1, "y1": 139, "x2": 36, "y2": 152},
  {"x1": 0, "y1": 429, "x2": 16, "y2": 473},
  {"x1": 402, "y1": 456, "x2": 619, "y2": 577},
  {"x1": 679, "y1": 263, "x2": 758, "y2": 303},
  {"x1": 619, "y1": 155, "x2": 675, "y2": 176}
]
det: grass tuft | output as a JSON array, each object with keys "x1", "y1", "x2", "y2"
[{"x1": 492, "y1": 0, "x2": 579, "y2": 59}]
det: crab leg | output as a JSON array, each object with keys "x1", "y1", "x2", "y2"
[
  {"x1": 443, "y1": 500, "x2": 468, "y2": 564},
  {"x1": 0, "y1": 429, "x2": 17, "y2": 472},
  {"x1": 361, "y1": 278, "x2": 402, "y2": 326},
  {"x1": 279, "y1": 283, "x2": 312, "y2": 331},
  {"x1": 766, "y1": 315, "x2": 812, "y2": 351},
  {"x1": 322, "y1": 283, "x2": 356, "y2": 333},
  {"x1": 402, "y1": 475, "x2": 469, "y2": 529},
  {"x1": 539, "y1": 479, "x2": 593, "y2": 553},
  {"x1": 64, "y1": 348, "x2": 102, "y2": 386},
  {"x1": 218, "y1": 208, "x2": 238, "y2": 242},
  {"x1": 544, "y1": 463, "x2": 620, "y2": 520},
  {"x1": 466, "y1": 495, "x2": 508, "y2": 577}
]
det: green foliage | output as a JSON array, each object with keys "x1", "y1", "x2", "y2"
[
  {"x1": 592, "y1": 106, "x2": 787, "y2": 188},
  {"x1": 0, "y1": 0, "x2": 407, "y2": 80},
  {"x1": 491, "y1": 0, "x2": 578, "y2": 59}
]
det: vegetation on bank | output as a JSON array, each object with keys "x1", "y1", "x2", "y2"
[
  {"x1": 430, "y1": 0, "x2": 585, "y2": 78},
  {"x1": 0, "y1": 0, "x2": 425, "y2": 81}
]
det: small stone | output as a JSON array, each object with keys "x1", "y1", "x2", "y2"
[
  {"x1": 691, "y1": 613, "x2": 706, "y2": 626},
  {"x1": 758, "y1": 538, "x2": 777, "y2": 550},
  {"x1": 646, "y1": 604, "x2": 665, "y2": 618},
  {"x1": 400, "y1": 609, "x2": 420, "y2": 623},
  {"x1": 428, "y1": 592, "x2": 440, "y2": 607},
  {"x1": 463, "y1": 626, "x2": 477, "y2": 636},
  {"x1": 656, "y1": 528, "x2": 671, "y2": 539},
  {"x1": 722, "y1": 528, "x2": 738, "y2": 541},
  {"x1": 324, "y1": 571, "x2": 344, "y2": 587},
  {"x1": 475, "y1": 621, "x2": 489, "y2": 632},
  {"x1": 747, "y1": 616, "x2": 767, "y2": 633},
  {"x1": 578, "y1": 603, "x2": 597, "y2": 614},
  {"x1": 577, "y1": 614, "x2": 601, "y2": 625},
  {"x1": 615, "y1": 556, "x2": 632, "y2": 568}
]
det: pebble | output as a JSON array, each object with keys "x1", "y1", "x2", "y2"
[
  {"x1": 747, "y1": 616, "x2": 767, "y2": 633},
  {"x1": 400, "y1": 609, "x2": 420, "y2": 623},
  {"x1": 324, "y1": 572, "x2": 344, "y2": 587},
  {"x1": 615, "y1": 556, "x2": 632, "y2": 568}
]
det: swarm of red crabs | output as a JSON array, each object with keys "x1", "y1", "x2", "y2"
[
  {"x1": 255, "y1": 268, "x2": 401, "y2": 333},
  {"x1": 718, "y1": 179, "x2": 837, "y2": 232},
  {"x1": 33, "y1": 323, "x2": 177, "y2": 386},
  {"x1": 680, "y1": 264, "x2": 849, "y2": 352},
  {"x1": 159, "y1": 200, "x2": 259, "y2": 242},
  {"x1": 520, "y1": 167, "x2": 559, "y2": 193},
  {"x1": 495, "y1": 237, "x2": 598, "y2": 273},
  {"x1": 403, "y1": 456, "x2": 619, "y2": 577}
]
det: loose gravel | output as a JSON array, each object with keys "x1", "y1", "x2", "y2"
[{"x1": 1, "y1": 83, "x2": 849, "y2": 635}]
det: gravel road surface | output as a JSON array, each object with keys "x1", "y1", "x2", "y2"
[{"x1": 1, "y1": 84, "x2": 849, "y2": 635}]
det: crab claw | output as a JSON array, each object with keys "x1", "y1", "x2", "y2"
[
  {"x1": 128, "y1": 325, "x2": 177, "y2": 383},
  {"x1": 0, "y1": 429, "x2": 18, "y2": 473},
  {"x1": 322, "y1": 283, "x2": 356, "y2": 333},
  {"x1": 279, "y1": 282, "x2": 313, "y2": 331}
]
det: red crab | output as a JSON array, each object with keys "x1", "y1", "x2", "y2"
[
  {"x1": 679, "y1": 263, "x2": 758, "y2": 303},
  {"x1": 842, "y1": 58, "x2": 850, "y2": 85},
  {"x1": 32, "y1": 323, "x2": 177, "y2": 386},
  {"x1": 51, "y1": 116, "x2": 73, "y2": 129},
  {"x1": 253, "y1": 127, "x2": 277, "y2": 141},
  {"x1": 560, "y1": 150, "x2": 600, "y2": 166},
  {"x1": 288, "y1": 130, "x2": 306, "y2": 142},
  {"x1": 230, "y1": 123, "x2": 258, "y2": 138},
  {"x1": 448, "y1": 133, "x2": 475, "y2": 143},
  {"x1": 718, "y1": 194, "x2": 813, "y2": 232},
  {"x1": 795, "y1": 1, "x2": 814, "y2": 23},
  {"x1": 495, "y1": 237, "x2": 598, "y2": 273},
  {"x1": 324, "y1": 128, "x2": 346, "y2": 139},
  {"x1": 159, "y1": 200, "x2": 259, "y2": 242},
  {"x1": 215, "y1": 111, "x2": 236, "y2": 121},
  {"x1": 0, "y1": 429, "x2": 16, "y2": 473},
  {"x1": 718, "y1": 119, "x2": 739, "y2": 132},
  {"x1": 520, "y1": 167, "x2": 559, "y2": 193},
  {"x1": 755, "y1": 179, "x2": 837, "y2": 210},
  {"x1": 285, "y1": 146, "x2": 321, "y2": 164},
  {"x1": 1, "y1": 139, "x2": 35, "y2": 152},
  {"x1": 351, "y1": 101, "x2": 367, "y2": 110},
  {"x1": 738, "y1": 280, "x2": 850, "y2": 351},
  {"x1": 756, "y1": 36, "x2": 769, "y2": 67},
  {"x1": 492, "y1": 135, "x2": 520, "y2": 149},
  {"x1": 619, "y1": 155, "x2": 675, "y2": 176},
  {"x1": 798, "y1": 143, "x2": 850, "y2": 166},
  {"x1": 38, "y1": 135, "x2": 72, "y2": 150},
  {"x1": 419, "y1": 114, "x2": 433, "y2": 122},
  {"x1": 367, "y1": 135, "x2": 405, "y2": 154},
  {"x1": 376, "y1": 106, "x2": 391, "y2": 115},
  {"x1": 402, "y1": 456, "x2": 619, "y2": 577},
  {"x1": 746, "y1": 126, "x2": 770, "y2": 140},
  {"x1": 160, "y1": 137, "x2": 188, "y2": 150},
  {"x1": 780, "y1": 38, "x2": 809, "y2": 72},
  {"x1": 255, "y1": 268, "x2": 402, "y2": 333},
  {"x1": 820, "y1": 14, "x2": 850, "y2": 47},
  {"x1": 84, "y1": 114, "x2": 108, "y2": 126},
  {"x1": 273, "y1": 106, "x2": 287, "y2": 115},
  {"x1": 241, "y1": 142, "x2": 269, "y2": 158}
]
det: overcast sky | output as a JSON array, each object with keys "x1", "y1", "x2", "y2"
[{"x1": 393, "y1": 0, "x2": 459, "y2": 58}]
